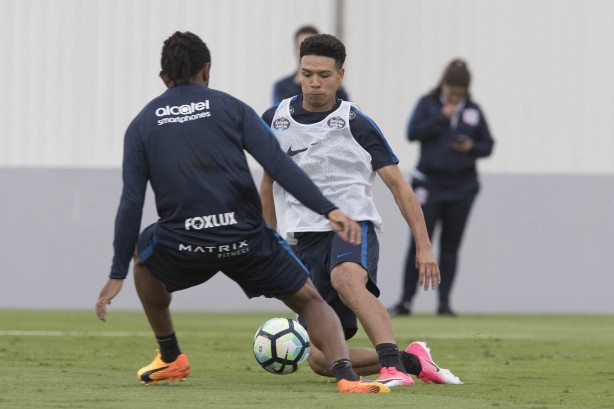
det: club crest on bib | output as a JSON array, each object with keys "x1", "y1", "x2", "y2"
[
  {"x1": 327, "y1": 116, "x2": 346, "y2": 129},
  {"x1": 273, "y1": 117, "x2": 291, "y2": 131}
]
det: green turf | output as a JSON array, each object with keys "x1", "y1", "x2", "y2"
[{"x1": 0, "y1": 310, "x2": 612, "y2": 408}]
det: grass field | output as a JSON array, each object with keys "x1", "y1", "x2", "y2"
[{"x1": 1, "y1": 310, "x2": 612, "y2": 409}]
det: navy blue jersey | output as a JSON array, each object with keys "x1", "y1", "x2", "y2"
[
  {"x1": 272, "y1": 74, "x2": 349, "y2": 105},
  {"x1": 262, "y1": 96, "x2": 398, "y2": 170},
  {"x1": 110, "y1": 84, "x2": 336, "y2": 279}
]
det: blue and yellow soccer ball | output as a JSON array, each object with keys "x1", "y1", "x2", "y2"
[{"x1": 252, "y1": 317, "x2": 310, "y2": 375}]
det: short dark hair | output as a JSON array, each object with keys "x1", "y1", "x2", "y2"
[
  {"x1": 294, "y1": 25, "x2": 319, "y2": 41},
  {"x1": 300, "y1": 34, "x2": 346, "y2": 70},
  {"x1": 160, "y1": 31, "x2": 211, "y2": 85}
]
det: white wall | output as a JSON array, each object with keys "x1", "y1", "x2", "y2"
[
  {"x1": 0, "y1": 0, "x2": 337, "y2": 167},
  {"x1": 343, "y1": 0, "x2": 614, "y2": 175},
  {"x1": 1, "y1": 0, "x2": 613, "y2": 174}
]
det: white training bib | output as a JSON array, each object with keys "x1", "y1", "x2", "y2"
[{"x1": 270, "y1": 98, "x2": 383, "y2": 239}]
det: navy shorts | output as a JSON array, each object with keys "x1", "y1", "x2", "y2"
[
  {"x1": 294, "y1": 221, "x2": 380, "y2": 340},
  {"x1": 136, "y1": 223, "x2": 309, "y2": 300}
]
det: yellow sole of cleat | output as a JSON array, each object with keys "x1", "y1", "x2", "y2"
[{"x1": 338, "y1": 380, "x2": 391, "y2": 393}]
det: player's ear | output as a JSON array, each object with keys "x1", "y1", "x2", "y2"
[
  {"x1": 159, "y1": 71, "x2": 172, "y2": 88},
  {"x1": 338, "y1": 67, "x2": 345, "y2": 82}
]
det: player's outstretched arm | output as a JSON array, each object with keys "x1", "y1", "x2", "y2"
[
  {"x1": 377, "y1": 164, "x2": 440, "y2": 291},
  {"x1": 327, "y1": 209, "x2": 362, "y2": 245},
  {"x1": 96, "y1": 278, "x2": 124, "y2": 322}
]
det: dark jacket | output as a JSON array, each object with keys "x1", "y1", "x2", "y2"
[{"x1": 407, "y1": 93, "x2": 494, "y2": 202}]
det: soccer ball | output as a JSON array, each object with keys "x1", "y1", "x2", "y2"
[{"x1": 252, "y1": 317, "x2": 310, "y2": 375}]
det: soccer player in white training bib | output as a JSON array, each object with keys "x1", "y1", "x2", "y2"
[{"x1": 260, "y1": 34, "x2": 462, "y2": 386}]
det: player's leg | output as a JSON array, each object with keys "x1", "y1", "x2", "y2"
[
  {"x1": 134, "y1": 259, "x2": 173, "y2": 337},
  {"x1": 283, "y1": 279, "x2": 348, "y2": 367},
  {"x1": 133, "y1": 258, "x2": 191, "y2": 384},
  {"x1": 132, "y1": 226, "x2": 195, "y2": 384},
  {"x1": 292, "y1": 232, "x2": 387, "y2": 378},
  {"x1": 308, "y1": 333, "x2": 463, "y2": 384},
  {"x1": 437, "y1": 198, "x2": 474, "y2": 315},
  {"x1": 330, "y1": 262, "x2": 413, "y2": 386},
  {"x1": 328, "y1": 223, "x2": 413, "y2": 387},
  {"x1": 307, "y1": 343, "x2": 382, "y2": 377},
  {"x1": 310, "y1": 338, "x2": 463, "y2": 384},
  {"x1": 283, "y1": 279, "x2": 388, "y2": 393},
  {"x1": 331, "y1": 263, "x2": 393, "y2": 345}
]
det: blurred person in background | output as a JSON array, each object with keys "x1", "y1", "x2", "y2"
[
  {"x1": 272, "y1": 25, "x2": 349, "y2": 104},
  {"x1": 389, "y1": 59, "x2": 494, "y2": 317}
]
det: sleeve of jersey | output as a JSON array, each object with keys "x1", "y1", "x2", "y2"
[
  {"x1": 351, "y1": 109, "x2": 399, "y2": 170},
  {"x1": 244, "y1": 108, "x2": 337, "y2": 216},
  {"x1": 109, "y1": 119, "x2": 149, "y2": 279}
]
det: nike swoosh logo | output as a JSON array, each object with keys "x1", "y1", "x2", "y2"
[
  {"x1": 336, "y1": 252, "x2": 353, "y2": 259},
  {"x1": 287, "y1": 146, "x2": 308, "y2": 156},
  {"x1": 425, "y1": 359, "x2": 440, "y2": 372},
  {"x1": 141, "y1": 365, "x2": 169, "y2": 381},
  {"x1": 273, "y1": 352, "x2": 289, "y2": 374},
  {"x1": 378, "y1": 377, "x2": 405, "y2": 384}
]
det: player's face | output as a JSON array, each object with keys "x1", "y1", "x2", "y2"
[{"x1": 300, "y1": 55, "x2": 344, "y2": 112}]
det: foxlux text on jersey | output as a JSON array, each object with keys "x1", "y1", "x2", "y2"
[
  {"x1": 155, "y1": 100, "x2": 211, "y2": 126},
  {"x1": 185, "y1": 212, "x2": 237, "y2": 230}
]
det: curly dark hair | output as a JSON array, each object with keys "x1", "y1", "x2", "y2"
[
  {"x1": 299, "y1": 34, "x2": 346, "y2": 70},
  {"x1": 160, "y1": 31, "x2": 211, "y2": 85}
]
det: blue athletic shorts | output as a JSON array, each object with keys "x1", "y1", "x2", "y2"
[
  {"x1": 136, "y1": 223, "x2": 309, "y2": 299},
  {"x1": 293, "y1": 221, "x2": 380, "y2": 340}
]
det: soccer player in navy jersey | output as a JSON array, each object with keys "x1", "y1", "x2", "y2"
[
  {"x1": 95, "y1": 31, "x2": 390, "y2": 394},
  {"x1": 260, "y1": 34, "x2": 462, "y2": 386}
]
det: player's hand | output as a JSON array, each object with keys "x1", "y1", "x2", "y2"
[
  {"x1": 96, "y1": 278, "x2": 124, "y2": 322},
  {"x1": 327, "y1": 209, "x2": 362, "y2": 245},
  {"x1": 415, "y1": 249, "x2": 440, "y2": 291}
]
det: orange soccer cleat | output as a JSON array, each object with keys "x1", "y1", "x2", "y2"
[
  {"x1": 337, "y1": 377, "x2": 391, "y2": 393},
  {"x1": 137, "y1": 349, "x2": 191, "y2": 384}
]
